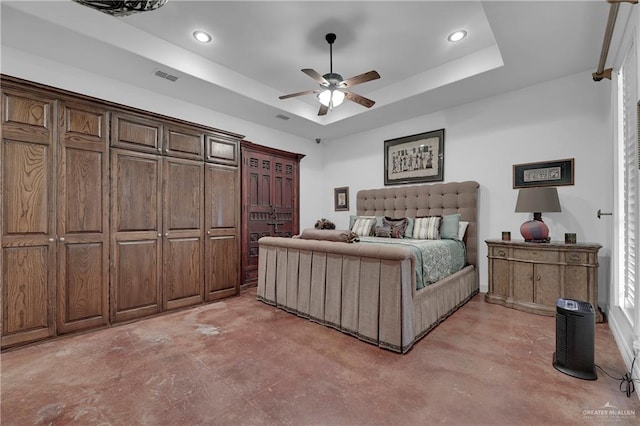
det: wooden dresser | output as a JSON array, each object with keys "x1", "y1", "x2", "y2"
[{"x1": 485, "y1": 239, "x2": 602, "y2": 322}]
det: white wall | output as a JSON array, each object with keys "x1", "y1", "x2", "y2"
[
  {"x1": 320, "y1": 70, "x2": 613, "y2": 296},
  {"x1": 2, "y1": 47, "x2": 613, "y2": 300}
]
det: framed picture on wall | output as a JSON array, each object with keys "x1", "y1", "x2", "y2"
[
  {"x1": 513, "y1": 158, "x2": 575, "y2": 188},
  {"x1": 384, "y1": 129, "x2": 445, "y2": 185},
  {"x1": 334, "y1": 186, "x2": 349, "y2": 211}
]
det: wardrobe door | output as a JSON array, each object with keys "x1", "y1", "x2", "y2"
[
  {"x1": 164, "y1": 124, "x2": 204, "y2": 160},
  {"x1": 271, "y1": 156, "x2": 298, "y2": 238},
  {"x1": 1, "y1": 88, "x2": 57, "y2": 348},
  {"x1": 242, "y1": 149, "x2": 273, "y2": 285},
  {"x1": 111, "y1": 112, "x2": 163, "y2": 154},
  {"x1": 110, "y1": 149, "x2": 162, "y2": 323},
  {"x1": 241, "y1": 143, "x2": 303, "y2": 286},
  {"x1": 163, "y1": 157, "x2": 204, "y2": 310},
  {"x1": 205, "y1": 163, "x2": 239, "y2": 301},
  {"x1": 56, "y1": 101, "x2": 110, "y2": 333}
]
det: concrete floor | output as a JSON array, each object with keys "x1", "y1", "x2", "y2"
[{"x1": 1, "y1": 289, "x2": 639, "y2": 425}]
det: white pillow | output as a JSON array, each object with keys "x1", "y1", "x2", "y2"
[
  {"x1": 458, "y1": 221, "x2": 469, "y2": 240},
  {"x1": 413, "y1": 217, "x2": 441, "y2": 239},
  {"x1": 351, "y1": 217, "x2": 376, "y2": 236}
]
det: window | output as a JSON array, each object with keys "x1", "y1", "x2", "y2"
[{"x1": 618, "y1": 40, "x2": 638, "y2": 322}]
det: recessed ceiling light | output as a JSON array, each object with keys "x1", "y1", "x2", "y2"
[
  {"x1": 447, "y1": 30, "x2": 467, "y2": 43},
  {"x1": 193, "y1": 30, "x2": 212, "y2": 43}
]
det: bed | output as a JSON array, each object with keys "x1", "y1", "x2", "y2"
[{"x1": 256, "y1": 181, "x2": 479, "y2": 353}]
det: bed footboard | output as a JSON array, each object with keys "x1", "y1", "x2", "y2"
[{"x1": 257, "y1": 237, "x2": 478, "y2": 353}]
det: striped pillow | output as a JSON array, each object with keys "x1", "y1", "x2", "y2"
[
  {"x1": 351, "y1": 217, "x2": 377, "y2": 236},
  {"x1": 412, "y1": 216, "x2": 441, "y2": 239}
]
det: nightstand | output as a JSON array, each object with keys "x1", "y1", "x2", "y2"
[{"x1": 485, "y1": 239, "x2": 603, "y2": 322}]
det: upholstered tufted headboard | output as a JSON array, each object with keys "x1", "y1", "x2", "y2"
[{"x1": 356, "y1": 181, "x2": 480, "y2": 267}]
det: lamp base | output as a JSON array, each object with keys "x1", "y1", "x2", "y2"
[{"x1": 520, "y1": 219, "x2": 550, "y2": 243}]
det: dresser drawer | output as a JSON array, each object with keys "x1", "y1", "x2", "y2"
[
  {"x1": 512, "y1": 248, "x2": 559, "y2": 263},
  {"x1": 489, "y1": 246, "x2": 509, "y2": 258},
  {"x1": 565, "y1": 251, "x2": 588, "y2": 264}
]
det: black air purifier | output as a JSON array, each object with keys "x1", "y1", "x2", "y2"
[{"x1": 553, "y1": 298, "x2": 596, "y2": 380}]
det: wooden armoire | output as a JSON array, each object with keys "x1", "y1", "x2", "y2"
[
  {"x1": 240, "y1": 141, "x2": 304, "y2": 286},
  {"x1": 1, "y1": 75, "x2": 243, "y2": 349}
]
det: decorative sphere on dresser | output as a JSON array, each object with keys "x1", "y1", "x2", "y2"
[{"x1": 520, "y1": 213, "x2": 550, "y2": 242}]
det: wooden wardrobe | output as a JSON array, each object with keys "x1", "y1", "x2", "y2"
[
  {"x1": 0, "y1": 75, "x2": 243, "y2": 349},
  {"x1": 240, "y1": 141, "x2": 304, "y2": 286}
]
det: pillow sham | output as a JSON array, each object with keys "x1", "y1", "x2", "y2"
[
  {"x1": 441, "y1": 214, "x2": 461, "y2": 240},
  {"x1": 373, "y1": 225, "x2": 392, "y2": 238},
  {"x1": 413, "y1": 216, "x2": 441, "y2": 239},
  {"x1": 404, "y1": 217, "x2": 415, "y2": 239},
  {"x1": 383, "y1": 217, "x2": 409, "y2": 239},
  {"x1": 351, "y1": 216, "x2": 377, "y2": 236},
  {"x1": 349, "y1": 215, "x2": 382, "y2": 232},
  {"x1": 459, "y1": 221, "x2": 469, "y2": 240}
]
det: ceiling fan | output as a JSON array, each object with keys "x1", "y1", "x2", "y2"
[{"x1": 279, "y1": 33, "x2": 380, "y2": 116}]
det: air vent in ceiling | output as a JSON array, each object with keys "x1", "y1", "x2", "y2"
[
  {"x1": 153, "y1": 69, "x2": 178, "y2": 82},
  {"x1": 275, "y1": 114, "x2": 290, "y2": 120}
]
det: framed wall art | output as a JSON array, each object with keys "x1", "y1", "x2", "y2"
[
  {"x1": 384, "y1": 129, "x2": 444, "y2": 185},
  {"x1": 513, "y1": 158, "x2": 574, "y2": 189},
  {"x1": 334, "y1": 186, "x2": 349, "y2": 211}
]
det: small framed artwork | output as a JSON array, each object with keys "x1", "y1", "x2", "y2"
[
  {"x1": 513, "y1": 158, "x2": 575, "y2": 189},
  {"x1": 384, "y1": 129, "x2": 445, "y2": 185},
  {"x1": 334, "y1": 186, "x2": 349, "y2": 211}
]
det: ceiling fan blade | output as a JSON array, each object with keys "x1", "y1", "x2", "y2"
[
  {"x1": 302, "y1": 68, "x2": 328, "y2": 85},
  {"x1": 341, "y1": 70, "x2": 380, "y2": 88},
  {"x1": 279, "y1": 89, "x2": 320, "y2": 100},
  {"x1": 344, "y1": 91, "x2": 376, "y2": 108},
  {"x1": 318, "y1": 104, "x2": 329, "y2": 116}
]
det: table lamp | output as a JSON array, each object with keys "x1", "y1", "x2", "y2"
[{"x1": 515, "y1": 187, "x2": 561, "y2": 242}]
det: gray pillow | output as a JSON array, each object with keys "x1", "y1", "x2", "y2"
[{"x1": 441, "y1": 213, "x2": 461, "y2": 240}]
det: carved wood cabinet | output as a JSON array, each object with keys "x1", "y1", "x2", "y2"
[
  {"x1": 486, "y1": 239, "x2": 602, "y2": 322},
  {"x1": 1, "y1": 75, "x2": 243, "y2": 348},
  {"x1": 240, "y1": 141, "x2": 304, "y2": 286}
]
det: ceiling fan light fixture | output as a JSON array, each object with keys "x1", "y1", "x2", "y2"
[
  {"x1": 318, "y1": 89, "x2": 345, "y2": 108},
  {"x1": 193, "y1": 30, "x2": 212, "y2": 43},
  {"x1": 447, "y1": 30, "x2": 467, "y2": 42},
  {"x1": 279, "y1": 32, "x2": 379, "y2": 115}
]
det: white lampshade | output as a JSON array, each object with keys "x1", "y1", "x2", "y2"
[{"x1": 318, "y1": 89, "x2": 345, "y2": 108}]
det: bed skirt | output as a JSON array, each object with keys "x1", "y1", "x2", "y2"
[{"x1": 256, "y1": 237, "x2": 479, "y2": 353}]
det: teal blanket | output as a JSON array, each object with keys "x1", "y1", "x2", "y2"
[{"x1": 358, "y1": 237, "x2": 466, "y2": 290}]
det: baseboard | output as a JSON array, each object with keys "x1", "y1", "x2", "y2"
[{"x1": 608, "y1": 307, "x2": 640, "y2": 402}]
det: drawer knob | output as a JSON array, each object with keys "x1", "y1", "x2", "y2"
[
  {"x1": 569, "y1": 254, "x2": 581, "y2": 262},
  {"x1": 497, "y1": 249, "x2": 506, "y2": 257}
]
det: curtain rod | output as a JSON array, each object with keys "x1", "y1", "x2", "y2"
[{"x1": 593, "y1": 0, "x2": 638, "y2": 81}]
